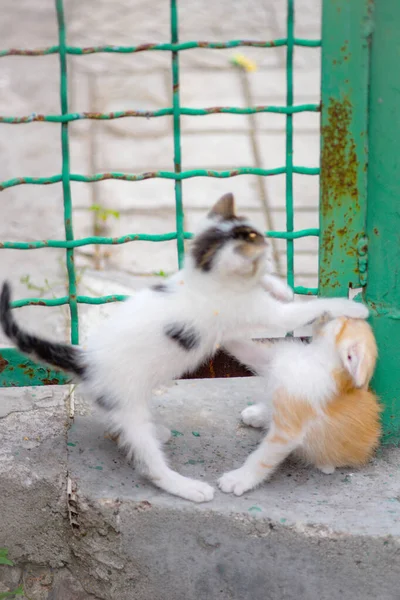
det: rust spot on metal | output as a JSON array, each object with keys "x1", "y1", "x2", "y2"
[
  {"x1": 321, "y1": 96, "x2": 358, "y2": 207},
  {"x1": 320, "y1": 95, "x2": 360, "y2": 290},
  {"x1": 42, "y1": 378, "x2": 60, "y2": 385},
  {"x1": 19, "y1": 364, "x2": 35, "y2": 379},
  {"x1": 173, "y1": 83, "x2": 179, "y2": 94},
  {"x1": 135, "y1": 44, "x2": 158, "y2": 53},
  {"x1": 0, "y1": 356, "x2": 9, "y2": 373},
  {"x1": 374, "y1": 227, "x2": 379, "y2": 235}
]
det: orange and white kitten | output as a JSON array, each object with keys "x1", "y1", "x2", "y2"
[{"x1": 220, "y1": 315, "x2": 381, "y2": 496}]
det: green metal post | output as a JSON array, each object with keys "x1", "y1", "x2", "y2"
[
  {"x1": 56, "y1": 0, "x2": 79, "y2": 344},
  {"x1": 319, "y1": 0, "x2": 372, "y2": 296},
  {"x1": 285, "y1": 0, "x2": 294, "y2": 290},
  {"x1": 170, "y1": 0, "x2": 185, "y2": 268},
  {"x1": 365, "y1": 0, "x2": 400, "y2": 443}
]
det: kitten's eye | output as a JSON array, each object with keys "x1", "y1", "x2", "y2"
[{"x1": 232, "y1": 228, "x2": 260, "y2": 242}]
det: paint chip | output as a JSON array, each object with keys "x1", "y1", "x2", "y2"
[{"x1": 171, "y1": 430, "x2": 184, "y2": 437}]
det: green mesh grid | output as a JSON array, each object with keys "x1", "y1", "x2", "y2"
[{"x1": 0, "y1": 0, "x2": 321, "y2": 385}]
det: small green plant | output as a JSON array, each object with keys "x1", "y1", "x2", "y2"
[
  {"x1": 89, "y1": 204, "x2": 120, "y2": 270},
  {"x1": 0, "y1": 548, "x2": 13, "y2": 566},
  {"x1": 20, "y1": 275, "x2": 53, "y2": 296},
  {"x1": 153, "y1": 270, "x2": 168, "y2": 278},
  {"x1": 0, "y1": 549, "x2": 24, "y2": 598},
  {"x1": 89, "y1": 204, "x2": 120, "y2": 223},
  {"x1": 0, "y1": 586, "x2": 24, "y2": 599}
]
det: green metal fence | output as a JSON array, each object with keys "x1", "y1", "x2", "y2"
[
  {"x1": 0, "y1": 0, "x2": 320, "y2": 386},
  {"x1": 0, "y1": 0, "x2": 398, "y2": 441}
]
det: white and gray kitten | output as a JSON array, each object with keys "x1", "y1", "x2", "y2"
[{"x1": 0, "y1": 194, "x2": 368, "y2": 502}]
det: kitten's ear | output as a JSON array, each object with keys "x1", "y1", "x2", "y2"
[
  {"x1": 208, "y1": 193, "x2": 236, "y2": 220},
  {"x1": 339, "y1": 341, "x2": 370, "y2": 389}
]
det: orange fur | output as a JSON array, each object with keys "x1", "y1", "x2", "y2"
[
  {"x1": 298, "y1": 387, "x2": 381, "y2": 468},
  {"x1": 273, "y1": 390, "x2": 316, "y2": 437}
]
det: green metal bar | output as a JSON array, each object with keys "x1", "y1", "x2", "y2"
[
  {"x1": 0, "y1": 228, "x2": 319, "y2": 250},
  {"x1": 55, "y1": 0, "x2": 78, "y2": 344},
  {"x1": 267, "y1": 228, "x2": 319, "y2": 240},
  {"x1": 170, "y1": 0, "x2": 184, "y2": 267},
  {"x1": 0, "y1": 166, "x2": 319, "y2": 190},
  {"x1": 293, "y1": 286, "x2": 318, "y2": 296},
  {"x1": 0, "y1": 39, "x2": 321, "y2": 58},
  {"x1": 365, "y1": 0, "x2": 400, "y2": 443},
  {"x1": 8, "y1": 283, "x2": 318, "y2": 309},
  {"x1": 285, "y1": 0, "x2": 295, "y2": 291},
  {"x1": 9, "y1": 282, "x2": 319, "y2": 310},
  {"x1": 10, "y1": 295, "x2": 128, "y2": 308},
  {"x1": 0, "y1": 104, "x2": 320, "y2": 124},
  {"x1": 318, "y1": 0, "x2": 371, "y2": 296}
]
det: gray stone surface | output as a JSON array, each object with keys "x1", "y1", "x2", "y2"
[
  {"x1": 0, "y1": 386, "x2": 70, "y2": 566},
  {"x1": 1, "y1": 378, "x2": 400, "y2": 599}
]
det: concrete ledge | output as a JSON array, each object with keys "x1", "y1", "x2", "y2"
[
  {"x1": 1, "y1": 379, "x2": 400, "y2": 599},
  {"x1": 68, "y1": 378, "x2": 400, "y2": 600}
]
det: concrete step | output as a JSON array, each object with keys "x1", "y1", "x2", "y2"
[{"x1": 1, "y1": 378, "x2": 400, "y2": 600}]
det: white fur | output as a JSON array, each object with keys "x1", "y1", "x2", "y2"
[
  {"x1": 219, "y1": 316, "x2": 372, "y2": 496},
  {"x1": 79, "y1": 207, "x2": 368, "y2": 503}
]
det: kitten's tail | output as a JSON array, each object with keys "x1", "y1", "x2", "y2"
[{"x1": 0, "y1": 281, "x2": 87, "y2": 378}]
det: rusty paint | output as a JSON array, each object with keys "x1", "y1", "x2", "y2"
[
  {"x1": 0, "y1": 356, "x2": 9, "y2": 373},
  {"x1": 42, "y1": 378, "x2": 61, "y2": 385},
  {"x1": 321, "y1": 96, "x2": 359, "y2": 207}
]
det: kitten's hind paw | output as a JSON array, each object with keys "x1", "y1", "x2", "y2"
[
  {"x1": 156, "y1": 424, "x2": 172, "y2": 444},
  {"x1": 241, "y1": 404, "x2": 269, "y2": 428}
]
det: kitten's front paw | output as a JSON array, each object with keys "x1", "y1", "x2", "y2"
[
  {"x1": 218, "y1": 468, "x2": 260, "y2": 496},
  {"x1": 262, "y1": 275, "x2": 294, "y2": 303},
  {"x1": 166, "y1": 477, "x2": 214, "y2": 503},
  {"x1": 241, "y1": 404, "x2": 268, "y2": 428},
  {"x1": 179, "y1": 480, "x2": 215, "y2": 502},
  {"x1": 330, "y1": 299, "x2": 369, "y2": 320}
]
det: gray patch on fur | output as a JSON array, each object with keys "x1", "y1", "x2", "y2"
[
  {"x1": 95, "y1": 395, "x2": 118, "y2": 411},
  {"x1": 151, "y1": 284, "x2": 172, "y2": 293},
  {"x1": 164, "y1": 322, "x2": 200, "y2": 351}
]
